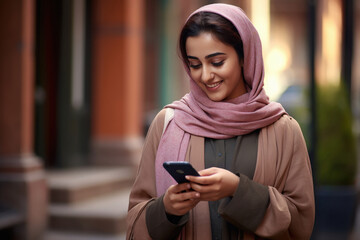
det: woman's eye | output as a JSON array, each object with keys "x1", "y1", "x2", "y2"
[
  {"x1": 189, "y1": 63, "x2": 201, "y2": 69},
  {"x1": 212, "y1": 60, "x2": 224, "y2": 67}
]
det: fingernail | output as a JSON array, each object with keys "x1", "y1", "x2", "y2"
[
  {"x1": 187, "y1": 184, "x2": 191, "y2": 189},
  {"x1": 195, "y1": 193, "x2": 200, "y2": 197}
]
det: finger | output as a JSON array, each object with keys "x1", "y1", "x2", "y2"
[
  {"x1": 169, "y1": 183, "x2": 191, "y2": 194},
  {"x1": 186, "y1": 175, "x2": 217, "y2": 185},
  {"x1": 186, "y1": 167, "x2": 221, "y2": 183},
  {"x1": 167, "y1": 188, "x2": 200, "y2": 203},
  {"x1": 196, "y1": 193, "x2": 219, "y2": 202},
  {"x1": 174, "y1": 197, "x2": 200, "y2": 208},
  {"x1": 170, "y1": 189, "x2": 200, "y2": 203},
  {"x1": 178, "y1": 190, "x2": 200, "y2": 201},
  {"x1": 190, "y1": 182, "x2": 219, "y2": 193},
  {"x1": 171, "y1": 199, "x2": 200, "y2": 215},
  {"x1": 198, "y1": 167, "x2": 218, "y2": 176}
]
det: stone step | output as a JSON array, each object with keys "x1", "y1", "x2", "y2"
[
  {"x1": 0, "y1": 208, "x2": 24, "y2": 230},
  {"x1": 49, "y1": 187, "x2": 131, "y2": 235},
  {"x1": 47, "y1": 167, "x2": 135, "y2": 204}
]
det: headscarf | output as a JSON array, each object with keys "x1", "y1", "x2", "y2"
[{"x1": 155, "y1": 3, "x2": 286, "y2": 196}]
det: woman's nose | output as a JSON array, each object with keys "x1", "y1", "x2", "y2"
[{"x1": 201, "y1": 67, "x2": 214, "y2": 82}]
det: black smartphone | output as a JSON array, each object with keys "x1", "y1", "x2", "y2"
[{"x1": 163, "y1": 161, "x2": 200, "y2": 184}]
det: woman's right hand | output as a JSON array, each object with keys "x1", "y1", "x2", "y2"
[{"x1": 163, "y1": 183, "x2": 200, "y2": 216}]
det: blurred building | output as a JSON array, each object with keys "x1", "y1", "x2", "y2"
[{"x1": 0, "y1": 0, "x2": 359, "y2": 239}]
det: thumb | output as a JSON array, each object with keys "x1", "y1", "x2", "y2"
[{"x1": 198, "y1": 167, "x2": 219, "y2": 176}]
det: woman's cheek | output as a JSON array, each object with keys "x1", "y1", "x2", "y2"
[{"x1": 191, "y1": 72, "x2": 201, "y2": 82}]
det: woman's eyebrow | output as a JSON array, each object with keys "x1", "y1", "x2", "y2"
[
  {"x1": 187, "y1": 52, "x2": 226, "y2": 60},
  {"x1": 205, "y1": 52, "x2": 225, "y2": 59}
]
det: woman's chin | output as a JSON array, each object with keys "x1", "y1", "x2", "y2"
[{"x1": 206, "y1": 93, "x2": 225, "y2": 102}]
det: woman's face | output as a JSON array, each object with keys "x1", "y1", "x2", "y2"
[{"x1": 186, "y1": 32, "x2": 246, "y2": 102}]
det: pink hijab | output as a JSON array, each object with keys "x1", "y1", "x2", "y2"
[{"x1": 155, "y1": 3, "x2": 286, "y2": 196}]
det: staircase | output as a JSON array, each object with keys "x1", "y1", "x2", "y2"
[{"x1": 44, "y1": 167, "x2": 136, "y2": 240}]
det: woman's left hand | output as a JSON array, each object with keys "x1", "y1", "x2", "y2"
[{"x1": 186, "y1": 167, "x2": 240, "y2": 201}]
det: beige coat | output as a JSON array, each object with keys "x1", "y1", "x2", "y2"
[{"x1": 127, "y1": 109, "x2": 315, "y2": 240}]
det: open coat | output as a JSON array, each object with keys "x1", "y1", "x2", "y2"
[{"x1": 126, "y1": 109, "x2": 315, "y2": 240}]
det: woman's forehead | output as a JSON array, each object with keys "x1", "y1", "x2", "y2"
[{"x1": 186, "y1": 33, "x2": 234, "y2": 57}]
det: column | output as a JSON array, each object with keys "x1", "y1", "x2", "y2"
[
  {"x1": 0, "y1": 0, "x2": 47, "y2": 239},
  {"x1": 90, "y1": 0, "x2": 145, "y2": 166}
]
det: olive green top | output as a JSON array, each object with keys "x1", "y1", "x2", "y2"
[{"x1": 146, "y1": 129, "x2": 270, "y2": 240}]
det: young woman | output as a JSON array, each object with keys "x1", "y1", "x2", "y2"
[{"x1": 127, "y1": 3, "x2": 315, "y2": 240}]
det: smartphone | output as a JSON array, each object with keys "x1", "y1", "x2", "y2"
[{"x1": 163, "y1": 161, "x2": 200, "y2": 184}]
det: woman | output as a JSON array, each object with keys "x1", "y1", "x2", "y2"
[{"x1": 127, "y1": 3, "x2": 314, "y2": 240}]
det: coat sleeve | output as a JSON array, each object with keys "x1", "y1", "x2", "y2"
[
  {"x1": 218, "y1": 173, "x2": 270, "y2": 232},
  {"x1": 126, "y1": 109, "x2": 166, "y2": 240},
  {"x1": 254, "y1": 116, "x2": 315, "y2": 239}
]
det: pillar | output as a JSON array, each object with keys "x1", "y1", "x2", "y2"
[
  {"x1": 0, "y1": 0, "x2": 47, "y2": 239},
  {"x1": 90, "y1": 0, "x2": 145, "y2": 166}
]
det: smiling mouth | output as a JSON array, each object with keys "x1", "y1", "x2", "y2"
[{"x1": 205, "y1": 80, "x2": 223, "y2": 89}]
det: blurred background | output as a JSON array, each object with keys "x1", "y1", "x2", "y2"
[{"x1": 0, "y1": 0, "x2": 359, "y2": 239}]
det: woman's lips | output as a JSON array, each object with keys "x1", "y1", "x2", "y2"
[{"x1": 205, "y1": 80, "x2": 223, "y2": 90}]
